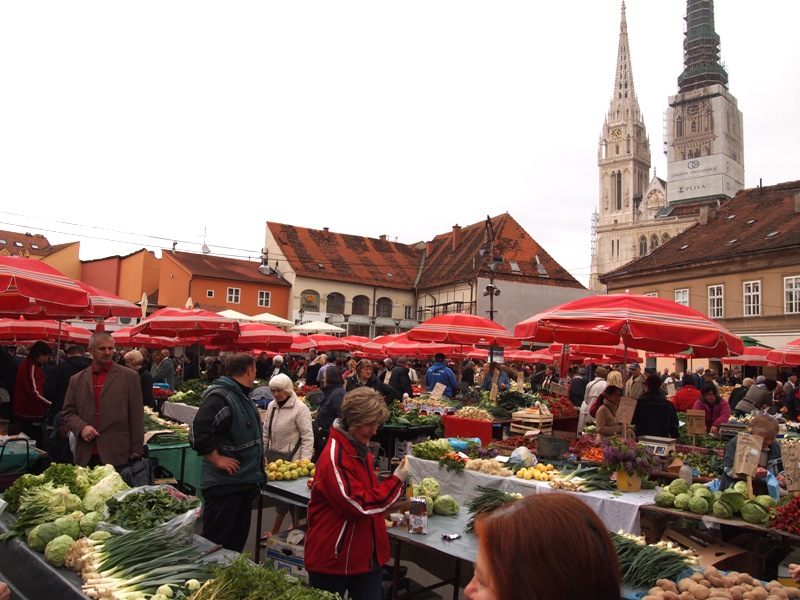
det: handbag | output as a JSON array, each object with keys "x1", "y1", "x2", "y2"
[
  {"x1": 120, "y1": 457, "x2": 155, "y2": 487},
  {"x1": 265, "y1": 406, "x2": 302, "y2": 463}
]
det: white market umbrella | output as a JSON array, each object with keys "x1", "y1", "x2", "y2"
[
  {"x1": 250, "y1": 311, "x2": 294, "y2": 327},
  {"x1": 290, "y1": 320, "x2": 345, "y2": 334}
]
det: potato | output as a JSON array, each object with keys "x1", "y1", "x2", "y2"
[
  {"x1": 707, "y1": 575, "x2": 727, "y2": 589},
  {"x1": 708, "y1": 591, "x2": 733, "y2": 599},
  {"x1": 664, "y1": 592, "x2": 681, "y2": 600},
  {"x1": 643, "y1": 597, "x2": 663, "y2": 600},
  {"x1": 691, "y1": 584, "x2": 711, "y2": 600},
  {"x1": 648, "y1": 587, "x2": 666, "y2": 596},
  {"x1": 693, "y1": 573, "x2": 708, "y2": 583},
  {"x1": 729, "y1": 590, "x2": 744, "y2": 600},
  {"x1": 737, "y1": 574, "x2": 755, "y2": 586},
  {"x1": 681, "y1": 592, "x2": 698, "y2": 600},
  {"x1": 704, "y1": 567, "x2": 721, "y2": 579},
  {"x1": 680, "y1": 579, "x2": 697, "y2": 593},
  {"x1": 658, "y1": 580, "x2": 680, "y2": 594}
]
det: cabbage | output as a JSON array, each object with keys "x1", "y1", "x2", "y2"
[
  {"x1": 88, "y1": 530, "x2": 113, "y2": 541},
  {"x1": 733, "y1": 480, "x2": 749, "y2": 495},
  {"x1": 668, "y1": 479, "x2": 689, "y2": 496},
  {"x1": 754, "y1": 495, "x2": 777, "y2": 510},
  {"x1": 87, "y1": 464, "x2": 118, "y2": 485},
  {"x1": 82, "y1": 472, "x2": 130, "y2": 512},
  {"x1": 424, "y1": 495, "x2": 434, "y2": 514},
  {"x1": 80, "y1": 511, "x2": 104, "y2": 535},
  {"x1": 509, "y1": 446, "x2": 534, "y2": 467},
  {"x1": 713, "y1": 491, "x2": 722, "y2": 501},
  {"x1": 654, "y1": 490, "x2": 675, "y2": 507},
  {"x1": 27, "y1": 522, "x2": 60, "y2": 552},
  {"x1": 432, "y1": 494, "x2": 460, "y2": 516},
  {"x1": 689, "y1": 497, "x2": 709, "y2": 515},
  {"x1": 712, "y1": 501, "x2": 733, "y2": 518},
  {"x1": 673, "y1": 493, "x2": 691, "y2": 510},
  {"x1": 44, "y1": 534, "x2": 75, "y2": 567},
  {"x1": 693, "y1": 487, "x2": 713, "y2": 502},
  {"x1": 54, "y1": 516, "x2": 80, "y2": 540},
  {"x1": 740, "y1": 501, "x2": 769, "y2": 525},
  {"x1": 690, "y1": 483, "x2": 705, "y2": 494},
  {"x1": 416, "y1": 477, "x2": 441, "y2": 499},
  {"x1": 720, "y1": 490, "x2": 746, "y2": 514}
]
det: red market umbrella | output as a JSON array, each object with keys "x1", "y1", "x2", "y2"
[
  {"x1": 233, "y1": 323, "x2": 295, "y2": 349},
  {"x1": 73, "y1": 282, "x2": 140, "y2": 319},
  {"x1": 514, "y1": 293, "x2": 744, "y2": 359},
  {"x1": 406, "y1": 313, "x2": 519, "y2": 347},
  {"x1": 340, "y1": 335, "x2": 371, "y2": 351},
  {"x1": 766, "y1": 339, "x2": 800, "y2": 366},
  {"x1": 548, "y1": 343, "x2": 640, "y2": 363},
  {"x1": 0, "y1": 256, "x2": 91, "y2": 317},
  {"x1": 112, "y1": 326, "x2": 180, "y2": 348},
  {"x1": 131, "y1": 307, "x2": 240, "y2": 343},
  {"x1": 308, "y1": 333, "x2": 353, "y2": 352},
  {"x1": 723, "y1": 346, "x2": 777, "y2": 367},
  {"x1": 0, "y1": 318, "x2": 90, "y2": 344},
  {"x1": 361, "y1": 333, "x2": 404, "y2": 358},
  {"x1": 287, "y1": 334, "x2": 318, "y2": 353}
]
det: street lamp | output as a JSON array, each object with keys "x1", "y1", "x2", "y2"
[{"x1": 297, "y1": 308, "x2": 305, "y2": 325}]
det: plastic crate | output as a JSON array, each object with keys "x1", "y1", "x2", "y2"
[{"x1": 536, "y1": 435, "x2": 569, "y2": 460}]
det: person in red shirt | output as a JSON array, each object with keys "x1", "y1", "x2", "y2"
[
  {"x1": 671, "y1": 374, "x2": 701, "y2": 412},
  {"x1": 12, "y1": 340, "x2": 52, "y2": 444}
]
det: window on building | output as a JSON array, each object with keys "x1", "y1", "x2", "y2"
[
  {"x1": 227, "y1": 287, "x2": 241, "y2": 304},
  {"x1": 708, "y1": 285, "x2": 724, "y2": 319},
  {"x1": 784, "y1": 276, "x2": 800, "y2": 314},
  {"x1": 207, "y1": 290, "x2": 214, "y2": 298},
  {"x1": 258, "y1": 290, "x2": 271, "y2": 308},
  {"x1": 376, "y1": 297, "x2": 393, "y2": 318},
  {"x1": 615, "y1": 172, "x2": 622, "y2": 210},
  {"x1": 675, "y1": 289, "x2": 689, "y2": 306},
  {"x1": 662, "y1": 233, "x2": 670, "y2": 244},
  {"x1": 644, "y1": 292, "x2": 658, "y2": 297},
  {"x1": 650, "y1": 235, "x2": 658, "y2": 251},
  {"x1": 0, "y1": 239, "x2": 6, "y2": 244},
  {"x1": 509, "y1": 260, "x2": 520, "y2": 273},
  {"x1": 352, "y1": 295, "x2": 370, "y2": 316},
  {"x1": 14, "y1": 241, "x2": 23, "y2": 247},
  {"x1": 30, "y1": 244, "x2": 39, "y2": 249},
  {"x1": 639, "y1": 236, "x2": 647, "y2": 256},
  {"x1": 326, "y1": 292, "x2": 345, "y2": 315},
  {"x1": 404, "y1": 305, "x2": 413, "y2": 319},
  {"x1": 743, "y1": 281, "x2": 760, "y2": 317}
]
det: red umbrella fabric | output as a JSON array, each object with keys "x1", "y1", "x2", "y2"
[
  {"x1": 340, "y1": 335, "x2": 371, "y2": 351},
  {"x1": 548, "y1": 343, "x2": 640, "y2": 363},
  {"x1": 233, "y1": 323, "x2": 295, "y2": 349},
  {"x1": 406, "y1": 313, "x2": 519, "y2": 347},
  {"x1": 308, "y1": 334, "x2": 353, "y2": 352},
  {"x1": 0, "y1": 256, "x2": 90, "y2": 317},
  {"x1": 515, "y1": 293, "x2": 743, "y2": 358},
  {"x1": 766, "y1": 340, "x2": 800, "y2": 366},
  {"x1": 73, "y1": 282, "x2": 140, "y2": 319},
  {"x1": 112, "y1": 326, "x2": 180, "y2": 348},
  {"x1": 287, "y1": 334, "x2": 318, "y2": 353},
  {"x1": 0, "y1": 318, "x2": 91, "y2": 344},
  {"x1": 131, "y1": 307, "x2": 240, "y2": 342},
  {"x1": 724, "y1": 346, "x2": 776, "y2": 367}
]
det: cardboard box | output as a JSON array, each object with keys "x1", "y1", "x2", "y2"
[
  {"x1": 661, "y1": 527, "x2": 748, "y2": 569},
  {"x1": 778, "y1": 549, "x2": 800, "y2": 588},
  {"x1": 266, "y1": 526, "x2": 308, "y2": 582}
]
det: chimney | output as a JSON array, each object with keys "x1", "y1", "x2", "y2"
[
  {"x1": 379, "y1": 234, "x2": 387, "y2": 241},
  {"x1": 698, "y1": 206, "x2": 709, "y2": 225},
  {"x1": 795, "y1": 191, "x2": 800, "y2": 214},
  {"x1": 452, "y1": 224, "x2": 461, "y2": 251},
  {"x1": 323, "y1": 227, "x2": 329, "y2": 236},
  {"x1": 426, "y1": 241, "x2": 435, "y2": 256}
]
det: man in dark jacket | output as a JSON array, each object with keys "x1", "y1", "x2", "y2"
[
  {"x1": 568, "y1": 368, "x2": 589, "y2": 408},
  {"x1": 424, "y1": 353, "x2": 459, "y2": 399},
  {"x1": 42, "y1": 345, "x2": 91, "y2": 461},
  {"x1": 632, "y1": 374, "x2": 679, "y2": 439},
  {"x1": 389, "y1": 357, "x2": 415, "y2": 398}
]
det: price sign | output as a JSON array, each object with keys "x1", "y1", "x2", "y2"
[
  {"x1": 384, "y1": 372, "x2": 392, "y2": 385},
  {"x1": 685, "y1": 409, "x2": 707, "y2": 436},
  {"x1": 733, "y1": 432, "x2": 764, "y2": 479},
  {"x1": 783, "y1": 443, "x2": 800, "y2": 493},
  {"x1": 615, "y1": 396, "x2": 637, "y2": 426},
  {"x1": 517, "y1": 372, "x2": 525, "y2": 387},
  {"x1": 549, "y1": 382, "x2": 569, "y2": 397},
  {"x1": 429, "y1": 383, "x2": 446, "y2": 402}
]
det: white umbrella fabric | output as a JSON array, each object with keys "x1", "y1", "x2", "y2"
[{"x1": 290, "y1": 321, "x2": 345, "y2": 333}]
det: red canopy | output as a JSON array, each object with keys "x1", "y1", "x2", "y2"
[
  {"x1": 0, "y1": 256, "x2": 90, "y2": 317},
  {"x1": 340, "y1": 335, "x2": 371, "y2": 351},
  {"x1": 548, "y1": 343, "x2": 640, "y2": 363},
  {"x1": 0, "y1": 318, "x2": 91, "y2": 344},
  {"x1": 307, "y1": 334, "x2": 353, "y2": 352},
  {"x1": 73, "y1": 282, "x2": 140, "y2": 319},
  {"x1": 112, "y1": 326, "x2": 180, "y2": 348},
  {"x1": 766, "y1": 340, "x2": 800, "y2": 367},
  {"x1": 723, "y1": 346, "x2": 777, "y2": 367},
  {"x1": 131, "y1": 307, "x2": 240, "y2": 342},
  {"x1": 515, "y1": 293, "x2": 743, "y2": 358},
  {"x1": 406, "y1": 313, "x2": 519, "y2": 347}
]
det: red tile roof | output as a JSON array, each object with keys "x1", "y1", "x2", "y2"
[
  {"x1": 600, "y1": 179, "x2": 800, "y2": 279},
  {"x1": 417, "y1": 213, "x2": 583, "y2": 289},
  {"x1": 167, "y1": 251, "x2": 291, "y2": 287},
  {"x1": 0, "y1": 229, "x2": 53, "y2": 257},
  {"x1": 267, "y1": 223, "x2": 423, "y2": 290}
]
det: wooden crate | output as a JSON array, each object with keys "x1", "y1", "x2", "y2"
[{"x1": 511, "y1": 412, "x2": 553, "y2": 436}]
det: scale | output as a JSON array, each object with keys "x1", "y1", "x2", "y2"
[
  {"x1": 637, "y1": 436, "x2": 677, "y2": 457},
  {"x1": 718, "y1": 422, "x2": 748, "y2": 441}
]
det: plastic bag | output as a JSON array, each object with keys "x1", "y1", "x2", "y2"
[
  {"x1": 99, "y1": 484, "x2": 201, "y2": 540},
  {"x1": 766, "y1": 472, "x2": 781, "y2": 502}
]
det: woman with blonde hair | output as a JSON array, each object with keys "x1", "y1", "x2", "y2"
[{"x1": 123, "y1": 350, "x2": 155, "y2": 410}]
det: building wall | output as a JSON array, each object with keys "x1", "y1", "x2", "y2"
[
  {"x1": 119, "y1": 251, "x2": 160, "y2": 304},
  {"x1": 81, "y1": 258, "x2": 121, "y2": 294},
  {"x1": 290, "y1": 276, "x2": 415, "y2": 321},
  {"x1": 42, "y1": 243, "x2": 82, "y2": 280}
]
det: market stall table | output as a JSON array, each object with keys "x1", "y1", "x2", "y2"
[
  {"x1": 146, "y1": 440, "x2": 203, "y2": 499},
  {"x1": 441, "y1": 416, "x2": 509, "y2": 446},
  {"x1": 161, "y1": 400, "x2": 199, "y2": 424},
  {"x1": 377, "y1": 424, "x2": 438, "y2": 463}
]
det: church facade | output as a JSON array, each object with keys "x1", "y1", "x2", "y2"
[{"x1": 589, "y1": 0, "x2": 744, "y2": 291}]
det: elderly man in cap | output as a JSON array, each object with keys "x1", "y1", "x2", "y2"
[
  {"x1": 569, "y1": 368, "x2": 589, "y2": 408},
  {"x1": 425, "y1": 353, "x2": 459, "y2": 399},
  {"x1": 624, "y1": 362, "x2": 646, "y2": 400},
  {"x1": 389, "y1": 357, "x2": 415, "y2": 399}
]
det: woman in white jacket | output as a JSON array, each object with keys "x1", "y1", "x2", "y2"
[
  {"x1": 577, "y1": 366, "x2": 608, "y2": 434},
  {"x1": 261, "y1": 373, "x2": 314, "y2": 541}
]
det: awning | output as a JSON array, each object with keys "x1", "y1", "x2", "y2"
[
  {"x1": 398, "y1": 319, "x2": 419, "y2": 329},
  {"x1": 374, "y1": 317, "x2": 397, "y2": 328},
  {"x1": 329, "y1": 314, "x2": 345, "y2": 324},
  {"x1": 347, "y1": 314, "x2": 371, "y2": 325}
]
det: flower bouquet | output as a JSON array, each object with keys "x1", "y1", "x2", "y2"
[{"x1": 599, "y1": 436, "x2": 658, "y2": 492}]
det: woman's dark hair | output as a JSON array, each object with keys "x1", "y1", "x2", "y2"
[
  {"x1": 604, "y1": 384, "x2": 622, "y2": 397},
  {"x1": 682, "y1": 374, "x2": 695, "y2": 387},
  {"x1": 700, "y1": 383, "x2": 719, "y2": 398},
  {"x1": 473, "y1": 494, "x2": 620, "y2": 600},
  {"x1": 29, "y1": 340, "x2": 52, "y2": 360},
  {"x1": 646, "y1": 374, "x2": 663, "y2": 392},
  {"x1": 323, "y1": 366, "x2": 343, "y2": 386}
]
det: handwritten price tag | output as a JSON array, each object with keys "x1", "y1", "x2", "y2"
[{"x1": 783, "y1": 443, "x2": 800, "y2": 493}]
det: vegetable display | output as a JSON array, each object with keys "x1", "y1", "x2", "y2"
[
  {"x1": 438, "y1": 452, "x2": 469, "y2": 472},
  {"x1": 465, "y1": 486, "x2": 522, "y2": 533},
  {"x1": 454, "y1": 407, "x2": 493, "y2": 421},
  {"x1": 410, "y1": 439, "x2": 453, "y2": 461},
  {"x1": 105, "y1": 487, "x2": 201, "y2": 531},
  {"x1": 642, "y1": 566, "x2": 800, "y2": 600},
  {"x1": 516, "y1": 463, "x2": 557, "y2": 482},
  {"x1": 611, "y1": 531, "x2": 696, "y2": 589},
  {"x1": 770, "y1": 494, "x2": 800, "y2": 533},
  {"x1": 465, "y1": 459, "x2": 513, "y2": 477},
  {"x1": 549, "y1": 465, "x2": 615, "y2": 493}
]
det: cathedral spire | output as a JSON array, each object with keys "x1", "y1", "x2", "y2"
[
  {"x1": 677, "y1": 0, "x2": 728, "y2": 93},
  {"x1": 608, "y1": 0, "x2": 641, "y2": 124}
]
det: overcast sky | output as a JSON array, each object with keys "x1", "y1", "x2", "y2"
[{"x1": 1, "y1": 1, "x2": 798, "y2": 287}]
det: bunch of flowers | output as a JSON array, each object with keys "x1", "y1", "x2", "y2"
[
  {"x1": 465, "y1": 441, "x2": 499, "y2": 460},
  {"x1": 599, "y1": 436, "x2": 658, "y2": 478}
]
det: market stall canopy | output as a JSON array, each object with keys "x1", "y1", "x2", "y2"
[
  {"x1": 73, "y1": 282, "x2": 140, "y2": 319},
  {"x1": 406, "y1": 313, "x2": 519, "y2": 347},
  {"x1": 216, "y1": 309, "x2": 254, "y2": 321},
  {"x1": 340, "y1": 335, "x2": 371, "y2": 350},
  {"x1": 766, "y1": 339, "x2": 800, "y2": 366},
  {"x1": 131, "y1": 307, "x2": 240, "y2": 342},
  {"x1": 233, "y1": 322, "x2": 295, "y2": 349},
  {"x1": 0, "y1": 318, "x2": 91, "y2": 345},
  {"x1": 287, "y1": 334, "x2": 318, "y2": 353},
  {"x1": 723, "y1": 346, "x2": 778, "y2": 367},
  {"x1": 307, "y1": 333, "x2": 352, "y2": 352},
  {"x1": 548, "y1": 343, "x2": 640, "y2": 363},
  {"x1": 112, "y1": 326, "x2": 180, "y2": 348},
  {"x1": 290, "y1": 321, "x2": 345, "y2": 333},
  {"x1": 250, "y1": 311, "x2": 294, "y2": 327},
  {"x1": 514, "y1": 293, "x2": 744, "y2": 359},
  {"x1": 0, "y1": 256, "x2": 91, "y2": 317}
]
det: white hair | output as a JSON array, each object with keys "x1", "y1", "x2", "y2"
[
  {"x1": 268, "y1": 373, "x2": 294, "y2": 395},
  {"x1": 272, "y1": 355, "x2": 283, "y2": 364}
]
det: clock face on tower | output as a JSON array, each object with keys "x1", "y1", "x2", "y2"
[{"x1": 611, "y1": 128, "x2": 622, "y2": 141}]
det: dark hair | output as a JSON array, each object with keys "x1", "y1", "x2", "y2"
[
  {"x1": 65, "y1": 345, "x2": 85, "y2": 356},
  {"x1": 223, "y1": 352, "x2": 256, "y2": 377},
  {"x1": 682, "y1": 374, "x2": 695, "y2": 387},
  {"x1": 645, "y1": 374, "x2": 663, "y2": 392},
  {"x1": 323, "y1": 366, "x2": 343, "y2": 386},
  {"x1": 434, "y1": 353, "x2": 446, "y2": 362},
  {"x1": 604, "y1": 384, "x2": 622, "y2": 397},
  {"x1": 29, "y1": 340, "x2": 53, "y2": 360},
  {"x1": 764, "y1": 378, "x2": 778, "y2": 392},
  {"x1": 700, "y1": 383, "x2": 719, "y2": 399},
  {"x1": 473, "y1": 494, "x2": 620, "y2": 600}
]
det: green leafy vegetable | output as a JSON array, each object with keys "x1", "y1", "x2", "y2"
[
  {"x1": 44, "y1": 534, "x2": 75, "y2": 567},
  {"x1": 105, "y1": 487, "x2": 200, "y2": 530}
]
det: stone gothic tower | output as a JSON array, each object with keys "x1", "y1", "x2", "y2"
[
  {"x1": 666, "y1": 0, "x2": 744, "y2": 207},
  {"x1": 590, "y1": 2, "x2": 652, "y2": 291}
]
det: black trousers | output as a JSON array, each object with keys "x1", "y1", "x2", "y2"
[{"x1": 201, "y1": 488, "x2": 257, "y2": 553}]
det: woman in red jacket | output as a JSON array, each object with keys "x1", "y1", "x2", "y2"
[
  {"x1": 13, "y1": 340, "x2": 52, "y2": 444},
  {"x1": 671, "y1": 374, "x2": 701, "y2": 412},
  {"x1": 304, "y1": 387, "x2": 408, "y2": 600}
]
